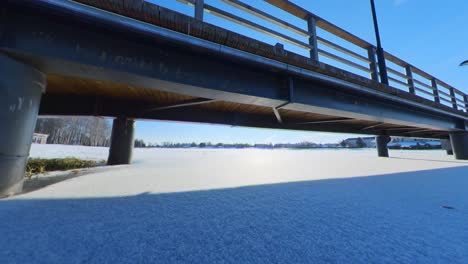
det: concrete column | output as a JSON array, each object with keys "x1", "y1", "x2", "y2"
[
  {"x1": 449, "y1": 132, "x2": 468, "y2": 160},
  {"x1": 107, "y1": 117, "x2": 135, "y2": 165},
  {"x1": 0, "y1": 55, "x2": 45, "y2": 197},
  {"x1": 376, "y1": 135, "x2": 391, "y2": 157},
  {"x1": 441, "y1": 139, "x2": 453, "y2": 155}
]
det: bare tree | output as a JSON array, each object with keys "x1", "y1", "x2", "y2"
[{"x1": 35, "y1": 117, "x2": 111, "y2": 146}]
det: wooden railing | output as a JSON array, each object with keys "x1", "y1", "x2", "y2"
[{"x1": 172, "y1": 0, "x2": 467, "y2": 112}]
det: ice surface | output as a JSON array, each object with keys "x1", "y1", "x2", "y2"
[{"x1": 1, "y1": 145, "x2": 468, "y2": 263}]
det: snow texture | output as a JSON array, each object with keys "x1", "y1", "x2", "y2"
[{"x1": 2, "y1": 146, "x2": 468, "y2": 263}]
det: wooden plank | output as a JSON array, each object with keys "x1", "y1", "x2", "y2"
[
  {"x1": 317, "y1": 37, "x2": 369, "y2": 63},
  {"x1": 413, "y1": 79, "x2": 434, "y2": 90},
  {"x1": 264, "y1": 0, "x2": 372, "y2": 49},
  {"x1": 437, "y1": 89, "x2": 454, "y2": 99},
  {"x1": 318, "y1": 49, "x2": 371, "y2": 73},
  {"x1": 383, "y1": 52, "x2": 407, "y2": 68},
  {"x1": 388, "y1": 76, "x2": 409, "y2": 88},
  {"x1": 204, "y1": 4, "x2": 311, "y2": 50},
  {"x1": 439, "y1": 97, "x2": 454, "y2": 105},
  {"x1": 386, "y1": 67, "x2": 408, "y2": 80},
  {"x1": 220, "y1": 0, "x2": 309, "y2": 37},
  {"x1": 414, "y1": 87, "x2": 436, "y2": 97}
]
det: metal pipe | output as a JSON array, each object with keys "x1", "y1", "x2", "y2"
[{"x1": 370, "y1": 0, "x2": 389, "y2": 85}]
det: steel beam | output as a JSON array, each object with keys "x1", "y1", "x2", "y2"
[
  {"x1": 144, "y1": 99, "x2": 218, "y2": 112},
  {"x1": 361, "y1": 122, "x2": 384, "y2": 130},
  {"x1": 0, "y1": 54, "x2": 45, "y2": 197},
  {"x1": 39, "y1": 94, "x2": 450, "y2": 139},
  {"x1": 295, "y1": 118, "x2": 354, "y2": 125}
]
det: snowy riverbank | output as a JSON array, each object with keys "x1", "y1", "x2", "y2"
[{"x1": 1, "y1": 145, "x2": 468, "y2": 263}]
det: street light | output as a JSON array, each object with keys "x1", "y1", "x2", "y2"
[
  {"x1": 461, "y1": 60, "x2": 468, "y2": 66},
  {"x1": 370, "y1": 0, "x2": 389, "y2": 85}
]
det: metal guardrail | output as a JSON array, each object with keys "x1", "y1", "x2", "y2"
[{"x1": 173, "y1": 0, "x2": 467, "y2": 112}]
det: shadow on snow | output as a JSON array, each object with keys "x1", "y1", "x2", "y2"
[{"x1": 1, "y1": 166, "x2": 468, "y2": 263}]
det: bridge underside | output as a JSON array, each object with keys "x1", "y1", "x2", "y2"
[
  {"x1": 39, "y1": 74, "x2": 453, "y2": 139},
  {"x1": 2, "y1": 1, "x2": 466, "y2": 139}
]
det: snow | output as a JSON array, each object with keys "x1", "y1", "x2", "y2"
[
  {"x1": 2, "y1": 146, "x2": 468, "y2": 263},
  {"x1": 29, "y1": 144, "x2": 109, "y2": 161}
]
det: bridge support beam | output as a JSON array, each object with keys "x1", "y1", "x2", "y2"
[
  {"x1": 0, "y1": 55, "x2": 45, "y2": 197},
  {"x1": 107, "y1": 117, "x2": 135, "y2": 165},
  {"x1": 376, "y1": 135, "x2": 391, "y2": 157},
  {"x1": 449, "y1": 132, "x2": 468, "y2": 160},
  {"x1": 441, "y1": 139, "x2": 453, "y2": 155}
]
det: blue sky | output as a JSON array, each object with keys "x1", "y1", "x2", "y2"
[{"x1": 136, "y1": 0, "x2": 467, "y2": 145}]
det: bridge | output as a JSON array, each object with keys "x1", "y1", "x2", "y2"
[{"x1": 1, "y1": 0, "x2": 468, "y2": 196}]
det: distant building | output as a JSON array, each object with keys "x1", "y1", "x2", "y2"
[
  {"x1": 321, "y1": 143, "x2": 340, "y2": 148},
  {"x1": 388, "y1": 138, "x2": 441, "y2": 149},
  {"x1": 32, "y1": 133, "x2": 49, "y2": 144}
]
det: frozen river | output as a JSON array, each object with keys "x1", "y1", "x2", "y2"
[{"x1": 1, "y1": 144, "x2": 468, "y2": 263}]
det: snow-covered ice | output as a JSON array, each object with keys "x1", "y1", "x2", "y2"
[{"x1": 2, "y1": 145, "x2": 468, "y2": 263}]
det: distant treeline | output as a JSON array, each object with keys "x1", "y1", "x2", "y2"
[
  {"x1": 35, "y1": 117, "x2": 112, "y2": 146},
  {"x1": 35, "y1": 117, "x2": 149, "y2": 148},
  {"x1": 147, "y1": 142, "x2": 337, "y2": 149}
]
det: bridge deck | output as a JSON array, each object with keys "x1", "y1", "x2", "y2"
[
  {"x1": 70, "y1": 0, "x2": 465, "y2": 117},
  {"x1": 2, "y1": 0, "x2": 467, "y2": 139}
]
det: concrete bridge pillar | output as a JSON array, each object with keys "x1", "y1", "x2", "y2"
[
  {"x1": 107, "y1": 117, "x2": 135, "y2": 165},
  {"x1": 376, "y1": 135, "x2": 391, "y2": 157},
  {"x1": 0, "y1": 54, "x2": 45, "y2": 197},
  {"x1": 449, "y1": 132, "x2": 468, "y2": 160},
  {"x1": 441, "y1": 139, "x2": 453, "y2": 155}
]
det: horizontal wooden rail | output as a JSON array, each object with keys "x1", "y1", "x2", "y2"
[
  {"x1": 318, "y1": 49, "x2": 371, "y2": 73},
  {"x1": 173, "y1": 0, "x2": 466, "y2": 112},
  {"x1": 438, "y1": 90, "x2": 454, "y2": 100},
  {"x1": 386, "y1": 67, "x2": 408, "y2": 80},
  {"x1": 220, "y1": 0, "x2": 309, "y2": 37},
  {"x1": 316, "y1": 37, "x2": 369, "y2": 63},
  {"x1": 204, "y1": 4, "x2": 311, "y2": 50},
  {"x1": 264, "y1": 0, "x2": 372, "y2": 49},
  {"x1": 413, "y1": 79, "x2": 434, "y2": 90},
  {"x1": 388, "y1": 76, "x2": 409, "y2": 88},
  {"x1": 414, "y1": 87, "x2": 435, "y2": 97}
]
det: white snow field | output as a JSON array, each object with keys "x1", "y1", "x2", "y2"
[{"x1": 2, "y1": 145, "x2": 468, "y2": 263}]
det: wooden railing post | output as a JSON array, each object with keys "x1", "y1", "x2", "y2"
[
  {"x1": 367, "y1": 47, "x2": 379, "y2": 81},
  {"x1": 307, "y1": 15, "x2": 319, "y2": 61},
  {"x1": 431, "y1": 78, "x2": 440, "y2": 104},
  {"x1": 450, "y1": 87, "x2": 458, "y2": 110},
  {"x1": 194, "y1": 0, "x2": 204, "y2": 21},
  {"x1": 405, "y1": 65, "x2": 415, "y2": 95},
  {"x1": 464, "y1": 95, "x2": 468, "y2": 113}
]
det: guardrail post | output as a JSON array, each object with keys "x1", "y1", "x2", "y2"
[
  {"x1": 464, "y1": 95, "x2": 468, "y2": 113},
  {"x1": 431, "y1": 78, "x2": 440, "y2": 104},
  {"x1": 194, "y1": 0, "x2": 204, "y2": 21},
  {"x1": 405, "y1": 65, "x2": 415, "y2": 95},
  {"x1": 367, "y1": 47, "x2": 379, "y2": 81},
  {"x1": 450, "y1": 87, "x2": 458, "y2": 110},
  {"x1": 307, "y1": 15, "x2": 319, "y2": 61}
]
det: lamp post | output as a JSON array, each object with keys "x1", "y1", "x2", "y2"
[{"x1": 370, "y1": 0, "x2": 389, "y2": 85}]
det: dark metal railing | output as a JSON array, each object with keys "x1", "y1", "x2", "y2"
[{"x1": 173, "y1": 0, "x2": 466, "y2": 112}]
